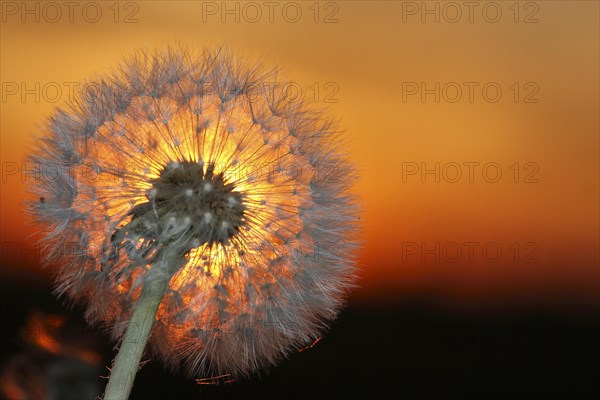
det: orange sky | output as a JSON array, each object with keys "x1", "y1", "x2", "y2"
[{"x1": 1, "y1": 1, "x2": 598, "y2": 309}]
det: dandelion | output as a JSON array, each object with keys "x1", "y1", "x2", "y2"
[{"x1": 27, "y1": 46, "x2": 360, "y2": 399}]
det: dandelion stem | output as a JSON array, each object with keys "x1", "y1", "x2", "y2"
[{"x1": 103, "y1": 248, "x2": 181, "y2": 400}]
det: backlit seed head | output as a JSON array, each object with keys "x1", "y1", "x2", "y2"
[{"x1": 26, "y1": 46, "x2": 360, "y2": 378}]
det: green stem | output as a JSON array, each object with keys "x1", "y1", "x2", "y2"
[{"x1": 103, "y1": 248, "x2": 180, "y2": 400}]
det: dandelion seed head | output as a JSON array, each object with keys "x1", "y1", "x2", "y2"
[{"x1": 27, "y1": 46, "x2": 360, "y2": 378}]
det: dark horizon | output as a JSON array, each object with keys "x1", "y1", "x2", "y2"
[{"x1": 1, "y1": 280, "x2": 598, "y2": 400}]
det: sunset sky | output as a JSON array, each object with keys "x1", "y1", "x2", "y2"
[{"x1": 1, "y1": 1, "x2": 598, "y2": 310}]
